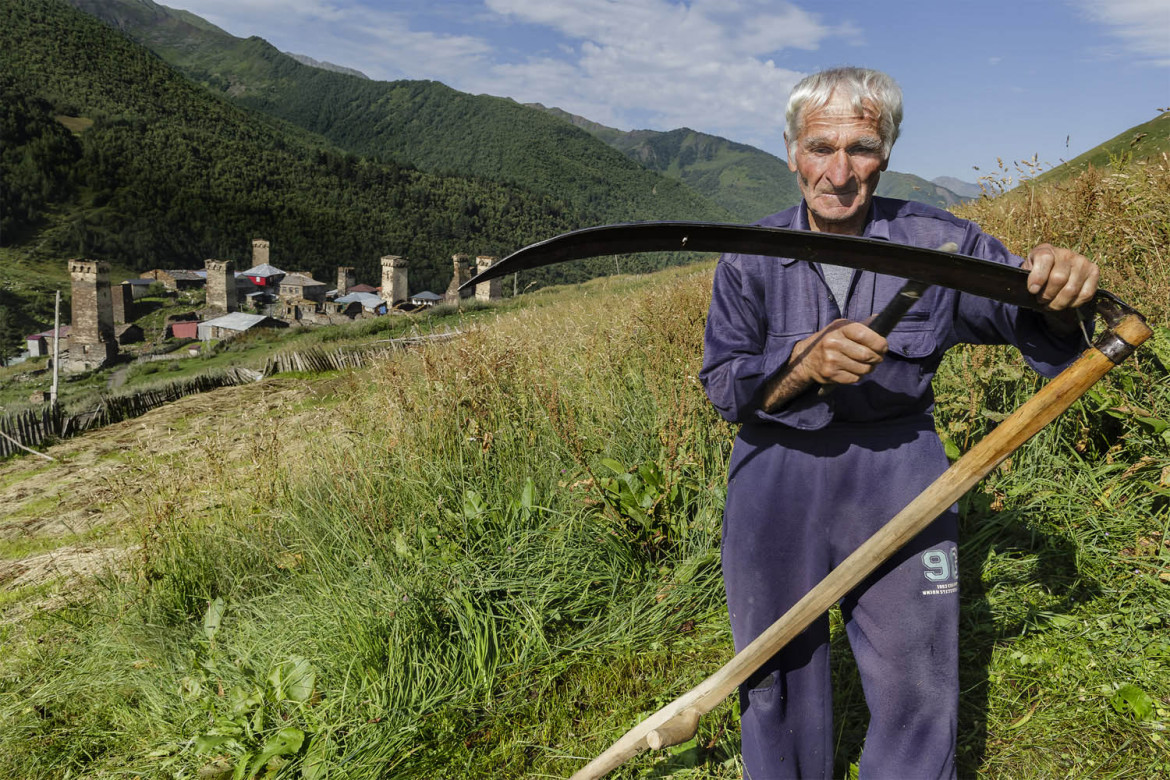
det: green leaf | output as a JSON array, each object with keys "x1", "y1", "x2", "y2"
[
  {"x1": 228, "y1": 686, "x2": 264, "y2": 718},
  {"x1": 248, "y1": 728, "x2": 306, "y2": 777},
  {"x1": 194, "y1": 734, "x2": 236, "y2": 754},
  {"x1": 461, "y1": 490, "x2": 486, "y2": 520},
  {"x1": 1110, "y1": 683, "x2": 1156, "y2": 721},
  {"x1": 269, "y1": 657, "x2": 316, "y2": 704},
  {"x1": 204, "y1": 597, "x2": 226, "y2": 643},
  {"x1": 233, "y1": 752, "x2": 253, "y2": 780},
  {"x1": 943, "y1": 438, "x2": 961, "y2": 461},
  {"x1": 265, "y1": 727, "x2": 305, "y2": 755},
  {"x1": 285, "y1": 658, "x2": 316, "y2": 704},
  {"x1": 520, "y1": 477, "x2": 535, "y2": 510},
  {"x1": 179, "y1": 675, "x2": 203, "y2": 699},
  {"x1": 1135, "y1": 415, "x2": 1169, "y2": 435},
  {"x1": 599, "y1": 458, "x2": 626, "y2": 475}
]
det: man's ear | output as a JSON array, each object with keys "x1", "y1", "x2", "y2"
[{"x1": 784, "y1": 133, "x2": 797, "y2": 172}]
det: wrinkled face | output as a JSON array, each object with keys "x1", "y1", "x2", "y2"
[{"x1": 786, "y1": 91, "x2": 888, "y2": 235}]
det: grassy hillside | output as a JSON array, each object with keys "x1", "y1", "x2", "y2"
[
  {"x1": 1035, "y1": 111, "x2": 1170, "y2": 186},
  {"x1": 533, "y1": 104, "x2": 967, "y2": 220},
  {"x1": 67, "y1": 0, "x2": 732, "y2": 227},
  {"x1": 1, "y1": 152, "x2": 1168, "y2": 778}
]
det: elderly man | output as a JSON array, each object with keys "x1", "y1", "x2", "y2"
[{"x1": 700, "y1": 67, "x2": 1097, "y2": 779}]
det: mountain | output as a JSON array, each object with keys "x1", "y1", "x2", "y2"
[
  {"x1": 932, "y1": 176, "x2": 982, "y2": 199},
  {"x1": 532, "y1": 105, "x2": 801, "y2": 222},
  {"x1": 875, "y1": 171, "x2": 968, "y2": 208},
  {"x1": 284, "y1": 53, "x2": 369, "y2": 80},
  {"x1": 531, "y1": 105, "x2": 968, "y2": 220},
  {"x1": 65, "y1": 0, "x2": 732, "y2": 227},
  {"x1": 4, "y1": 0, "x2": 683, "y2": 341}
]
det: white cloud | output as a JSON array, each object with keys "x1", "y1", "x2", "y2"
[
  {"x1": 166, "y1": 1, "x2": 495, "y2": 81},
  {"x1": 1072, "y1": 0, "x2": 1170, "y2": 65},
  {"x1": 470, "y1": 0, "x2": 860, "y2": 142},
  {"x1": 164, "y1": 0, "x2": 863, "y2": 149}
]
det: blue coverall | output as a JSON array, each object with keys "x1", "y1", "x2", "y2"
[{"x1": 700, "y1": 197, "x2": 1083, "y2": 779}]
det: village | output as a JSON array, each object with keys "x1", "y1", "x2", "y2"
[{"x1": 23, "y1": 240, "x2": 504, "y2": 376}]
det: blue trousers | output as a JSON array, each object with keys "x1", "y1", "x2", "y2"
[{"x1": 722, "y1": 420, "x2": 959, "y2": 780}]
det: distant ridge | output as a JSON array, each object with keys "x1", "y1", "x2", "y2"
[
  {"x1": 531, "y1": 104, "x2": 969, "y2": 220},
  {"x1": 932, "y1": 176, "x2": 982, "y2": 199},
  {"x1": 284, "y1": 52, "x2": 369, "y2": 80}
]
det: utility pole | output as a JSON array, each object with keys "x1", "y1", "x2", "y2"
[{"x1": 50, "y1": 289, "x2": 60, "y2": 406}]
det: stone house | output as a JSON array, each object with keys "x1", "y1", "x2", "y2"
[
  {"x1": 140, "y1": 269, "x2": 206, "y2": 291},
  {"x1": 279, "y1": 273, "x2": 327, "y2": 304},
  {"x1": 26, "y1": 326, "x2": 70, "y2": 357}
]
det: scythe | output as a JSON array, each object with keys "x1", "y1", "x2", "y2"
[{"x1": 462, "y1": 222, "x2": 1152, "y2": 780}]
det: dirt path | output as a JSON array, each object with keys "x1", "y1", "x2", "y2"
[{"x1": 107, "y1": 363, "x2": 131, "y2": 390}]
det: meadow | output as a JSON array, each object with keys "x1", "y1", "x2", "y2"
[{"x1": 1, "y1": 154, "x2": 1168, "y2": 779}]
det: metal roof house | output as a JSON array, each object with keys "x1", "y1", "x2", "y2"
[
  {"x1": 335, "y1": 292, "x2": 388, "y2": 315},
  {"x1": 122, "y1": 278, "x2": 157, "y2": 300},
  {"x1": 197, "y1": 312, "x2": 288, "y2": 341},
  {"x1": 409, "y1": 291, "x2": 443, "y2": 307},
  {"x1": 241, "y1": 263, "x2": 287, "y2": 288}
]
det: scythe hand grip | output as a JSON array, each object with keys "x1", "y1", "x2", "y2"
[{"x1": 568, "y1": 310, "x2": 1152, "y2": 780}]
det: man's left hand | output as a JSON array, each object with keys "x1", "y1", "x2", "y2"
[{"x1": 1022, "y1": 244, "x2": 1099, "y2": 311}]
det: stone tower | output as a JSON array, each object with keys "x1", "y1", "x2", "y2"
[
  {"x1": 381, "y1": 255, "x2": 408, "y2": 305},
  {"x1": 444, "y1": 254, "x2": 472, "y2": 305},
  {"x1": 66, "y1": 259, "x2": 118, "y2": 371},
  {"x1": 475, "y1": 256, "x2": 502, "y2": 302},
  {"x1": 337, "y1": 266, "x2": 355, "y2": 296},
  {"x1": 111, "y1": 282, "x2": 134, "y2": 325},
  {"x1": 205, "y1": 259, "x2": 238, "y2": 313},
  {"x1": 252, "y1": 238, "x2": 270, "y2": 267}
]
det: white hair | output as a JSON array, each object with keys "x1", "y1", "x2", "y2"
[{"x1": 785, "y1": 67, "x2": 903, "y2": 159}]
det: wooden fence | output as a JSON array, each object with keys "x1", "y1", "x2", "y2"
[
  {"x1": 0, "y1": 367, "x2": 261, "y2": 458},
  {"x1": 259, "y1": 331, "x2": 461, "y2": 375}
]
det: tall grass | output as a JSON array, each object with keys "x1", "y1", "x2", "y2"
[{"x1": 1, "y1": 157, "x2": 1168, "y2": 778}]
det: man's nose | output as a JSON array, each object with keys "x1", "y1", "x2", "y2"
[{"x1": 826, "y1": 151, "x2": 853, "y2": 187}]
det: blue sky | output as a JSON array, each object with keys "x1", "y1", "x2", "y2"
[{"x1": 165, "y1": 0, "x2": 1168, "y2": 184}]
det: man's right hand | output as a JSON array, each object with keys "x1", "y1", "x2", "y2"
[
  {"x1": 790, "y1": 319, "x2": 888, "y2": 386},
  {"x1": 761, "y1": 319, "x2": 887, "y2": 412}
]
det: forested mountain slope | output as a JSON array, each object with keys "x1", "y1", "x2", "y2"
[
  {"x1": 66, "y1": 0, "x2": 732, "y2": 227},
  {"x1": 1, "y1": 0, "x2": 720, "y2": 341}
]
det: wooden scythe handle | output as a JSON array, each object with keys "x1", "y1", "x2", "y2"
[{"x1": 570, "y1": 313, "x2": 1152, "y2": 780}]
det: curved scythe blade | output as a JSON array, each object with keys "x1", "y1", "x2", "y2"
[{"x1": 460, "y1": 221, "x2": 1043, "y2": 309}]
